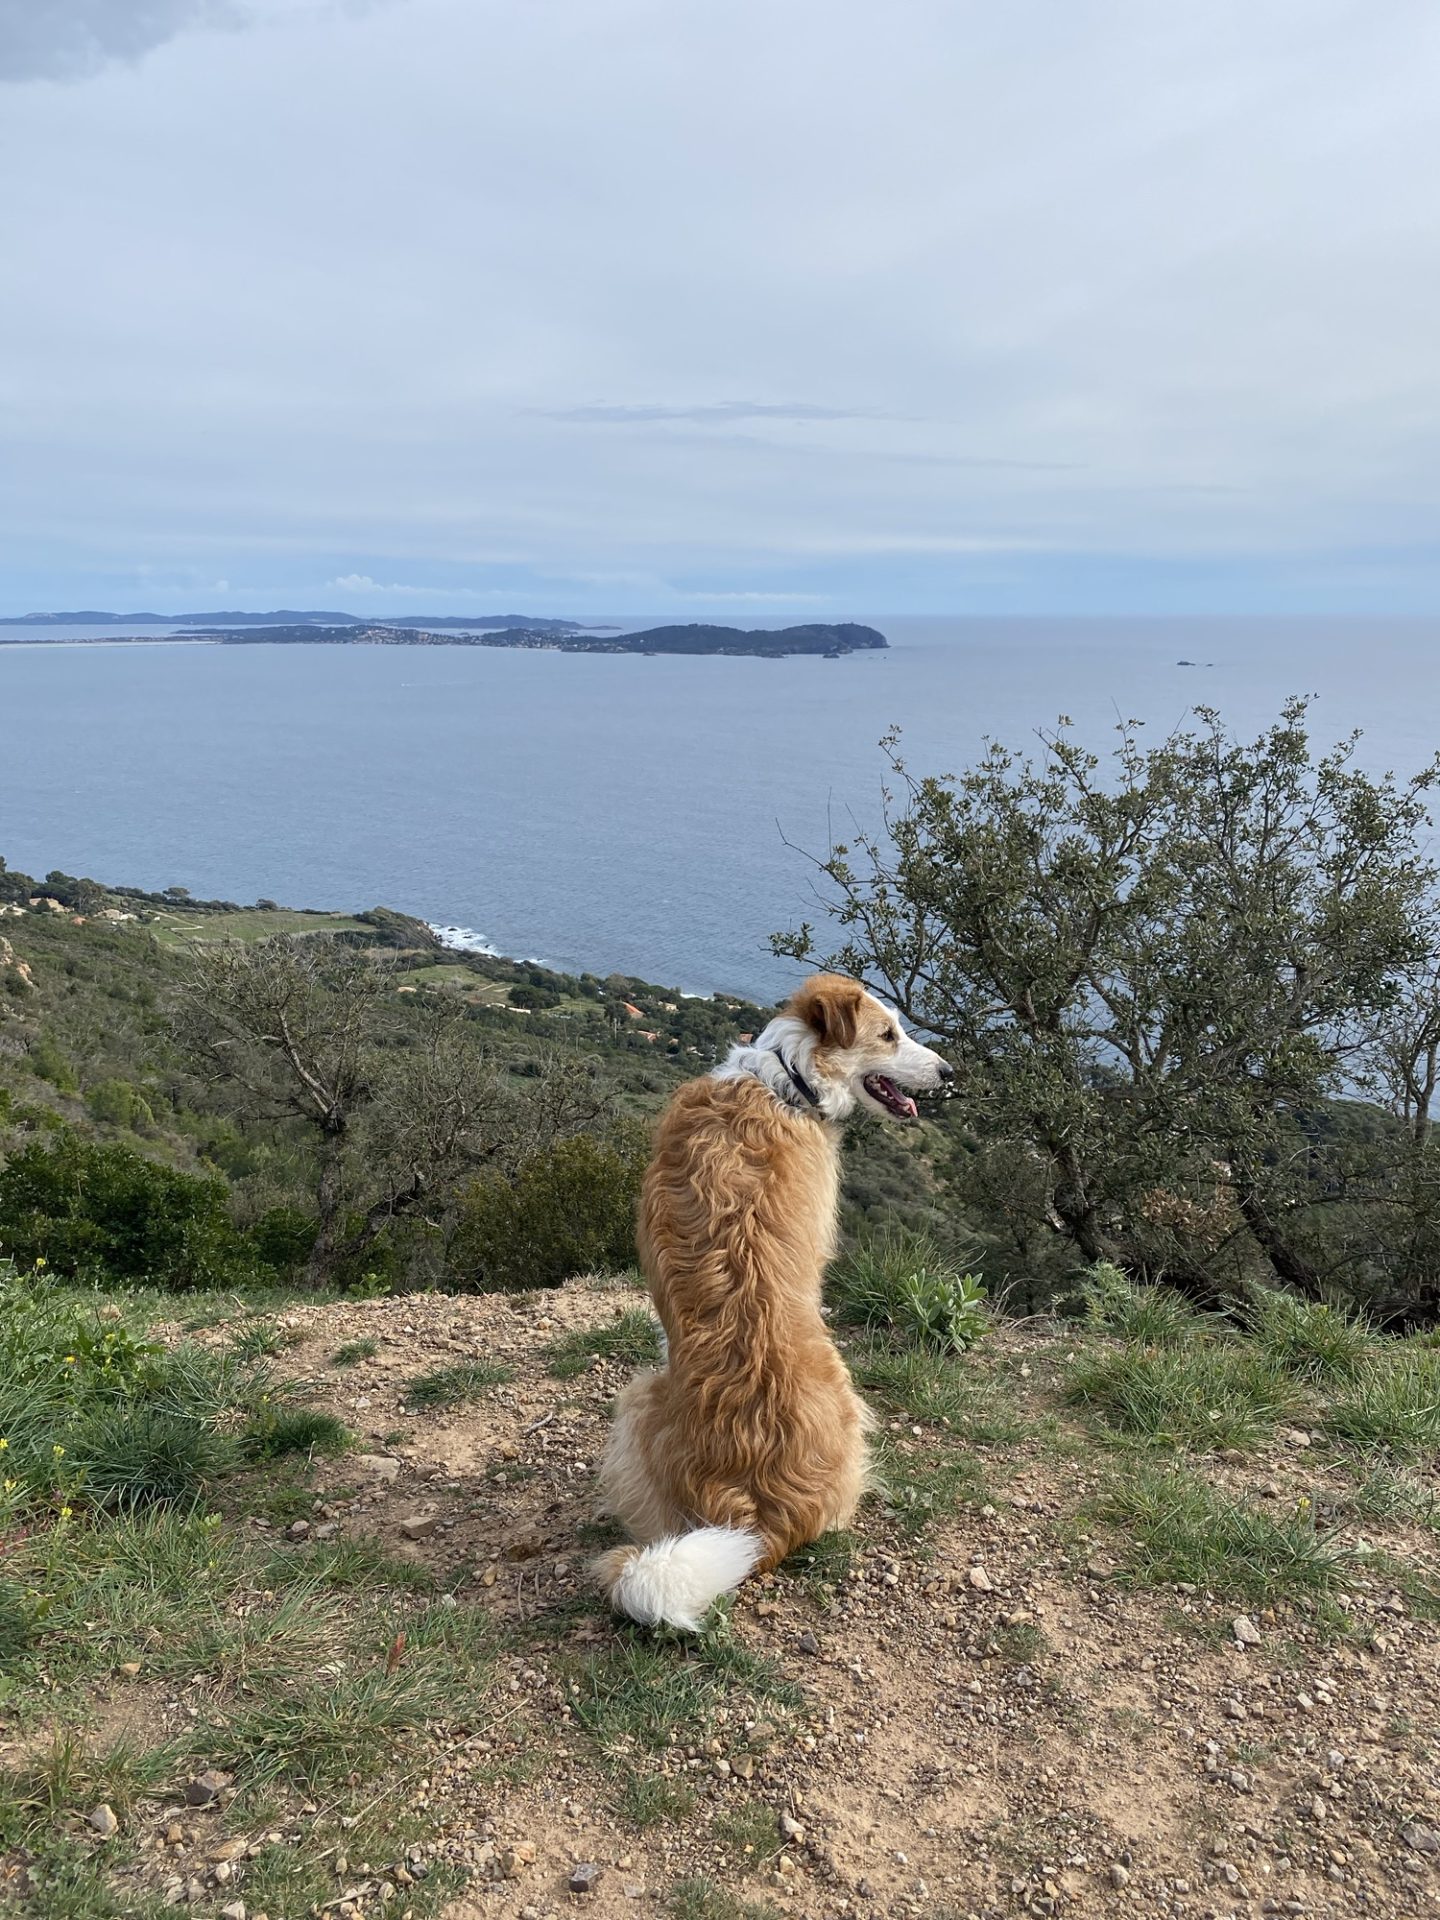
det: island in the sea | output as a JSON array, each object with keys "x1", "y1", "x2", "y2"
[
  {"x1": 0, "y1": 611, "x2": 887, "y2": 657},
  {"x1": 180, "y1": 620, "x2": 888, "y2": 658}
]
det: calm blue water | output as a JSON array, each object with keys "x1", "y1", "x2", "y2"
[{"x1": 2, "y1": 618, "x2": 1438, "y2": 1000}]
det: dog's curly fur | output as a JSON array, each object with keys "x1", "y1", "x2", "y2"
[{"x1": 593, "y1": 973, "x2": 951, "y2": 1630}]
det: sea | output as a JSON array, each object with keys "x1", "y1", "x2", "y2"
[{"x1": 2, "y1": 617, "x2": 1438, "y2": 1002}]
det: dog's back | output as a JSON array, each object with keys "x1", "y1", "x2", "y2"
[{"x1": 593, "y1": 1073, "x2": 871, "y2": 1627}]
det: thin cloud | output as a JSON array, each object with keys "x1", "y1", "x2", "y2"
[{"x1": 538, "y1": 401, "x2": 904, "y2": 426}]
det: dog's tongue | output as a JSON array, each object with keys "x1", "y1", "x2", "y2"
[{"x1": 868, "y1": 1073, "x2": 918, "y2": 1118}]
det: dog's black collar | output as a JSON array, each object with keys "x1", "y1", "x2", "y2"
[{"x1": 772, "y1": 1048, "x2": 821, "y2": 1111}]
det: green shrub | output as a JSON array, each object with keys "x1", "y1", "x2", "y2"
[
  {"x1": 248, "y1": 1206, "x2": 318, "y2": 1275},
  {"x1": 831, "y1": 1227, "x2": 988, "y2": 1353},
  {"x1": 0, "y1": 1126, "x2": 266, "y2": 1290},
  {"x1": 25, "y1": 1034, "x2": 77, "y2": 1093},
  {"x1": 452, "y1": 1126, "x2": 645, "y2": 1292},
  {"x1": 84, "y1": 1079, "x2": 155, "y2": 1132}
]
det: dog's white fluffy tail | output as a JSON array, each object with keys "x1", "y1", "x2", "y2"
[{"x1": 594, "y1": 1526, "x2": 763, "y2": 1632}]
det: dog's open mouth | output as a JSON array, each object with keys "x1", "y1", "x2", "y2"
[{"x1": 863, "y1": 1073, "x2": 918, "y2": 1120}]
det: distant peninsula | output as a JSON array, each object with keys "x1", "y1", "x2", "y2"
[
  {"x1": 0, "y1": 609, "x2": 591, "y2": 635},
  {"x1": 0, "y1": 611, "x2": 887, "y2": 657}
]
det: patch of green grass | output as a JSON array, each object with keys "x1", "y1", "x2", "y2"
[
  {"x1": 191, "y1": 1597, "x2": 492, "y2": 1794},
  {"x1": 238, "y1": 1813, "x2": 464, "y2": 1920},
  {"x1": 543, "y1": 1309, "x2": 661, "y2": 1380},
  {"x1": 294, "y1": 1536, "x2": 438, "y2": 1591},
  {"x1": 832, "y1": 1227, "x2": 989, "y2": 1353},
  {"x1": 0, "y1": 1839, "x2": 175, "y2": 1919},
  {"x1": 1066, "y1": 1339, "x2": 1297, "y2": 1452},
  {"x1": 242, "y1": 1405, "x2": 351, "y2": 1461},
  {"x1": 852, "y1": 1342, "x2": 1023, "y2": 1441},
  {"x1": 1322, "y1": 1346, "x2": 1440, "y2": 1460},
  {"x1": 989, "y1": 1619, "x2": 1048, "y2": 1664},
  {"x1": 1095, "y1": 1467, "x2": 1349, "y2": 1605},
  {"x1": 245, "y1": 1468, "x2": 319, "y2": 1526},
  {"x1": 403, "y1": 1360, "x2": 514, "y2": 1409},
  {"x1": 569, "y1": 1627, "x2": 800, "y2": 1756},
  {"x1": 618, "y1": 1774, "x2": 698, "y2": 1827},
  {"x1": 331, "y1": 1338, "x2": 379, "y2": 1367},
  {"x1": 66, "y1": 1404, "x2": 238, "y2": 1510},
  {"x1": 1248, "y1": 1291, "x2": 1374, "y2": 1383},
  {"x1": 0, "y1": 1729, "x2": 170, "y2": 1838},
  {"x1": 779, "y1": 1529, "x2": 856, "y2": 1600},
  {"x1": 1336, "y1": 1467, "x2": 1440, "y2": 1534},
  {"x1": 230, "y1": 1321, "x2": 303, "y2": 1360},
  {"x1": 712, "y1": 1800, "x2": 782, "y2": 1869},
  {"x1": 666, "y1": 1880, "x2": 783, "y2": 1920},
  {"x1": 872, "y1": 1436, "x2": 990, "y2": 1537},
  {"x1": 1079, "y1": 1261, "x2": 1199, "y2": 1347}
]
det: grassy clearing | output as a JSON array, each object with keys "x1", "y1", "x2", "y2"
[
  {"x1": 148, "y1": 907, "x2": 371, "y2": 947},
  {"x1": 403, "y1": 1359, "x2": 514, "y2": 1409},
  {"x1": 1065, "y1": 1338, "x2": 1298, "y2": 1452},
  {"x1": 1321, "y1": 1345, "x2": 1440, "y2": 1459},
  {"x1": 543, "y1": 1308, "x2": 662, "y2": 1380},
  {"x1": 0, "y1": 1274, "x2": 493, "y2": 1918},
  {"x1": 1094, "y1": 1467, "x2": 1349, "y2": 1605}
]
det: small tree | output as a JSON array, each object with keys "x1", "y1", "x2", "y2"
[
  {"x1": 175, "y1": 937, "x2": 611, "y2": 1287},
  {"x1": 778, "y1": 701, "x2": 1440, "y2": 1309}
]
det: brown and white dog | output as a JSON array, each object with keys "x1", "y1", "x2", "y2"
[{"x1": 593, "y1": 973, "x2": 952, "y2": 1630}]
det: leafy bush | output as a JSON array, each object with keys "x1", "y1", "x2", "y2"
[
  {"x1": 84, "y1": 1079, "x2": 155, "y2": 1132},
  {"x1": 0, "y1": 1126, "x2": 269, "y2": 1290},
  {"x1": 831, "y1": 1227, "x2": 988, "y2": 1354},
  {"x1": 452, "y1": 1126, "x2": 646, "y2": 1292}
]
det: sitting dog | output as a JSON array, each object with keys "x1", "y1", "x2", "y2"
[{"x1": 593, "y1": 972, "x2": 952, "y2": 1629}]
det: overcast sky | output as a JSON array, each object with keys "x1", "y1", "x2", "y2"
[{"x1": 3, "y1": 0, "x2": 1439, "y2": 617}]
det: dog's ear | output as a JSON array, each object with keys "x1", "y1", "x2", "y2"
[{"x1": 789, "y1": 974, "x2": 865, "y2": 1051}]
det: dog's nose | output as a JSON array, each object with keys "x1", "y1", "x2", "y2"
[{"x1": 938, "y1": 1062, "x2": 956, "y2": 1082}]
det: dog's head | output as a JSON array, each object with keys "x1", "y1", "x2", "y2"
[{"x1": 785, "y1": 974, "x2": 953, "y2": 1121}]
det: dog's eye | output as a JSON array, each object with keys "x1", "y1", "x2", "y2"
[{"x1": 883, "y1": 1026, "x2": 898, "y2": 1044}]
